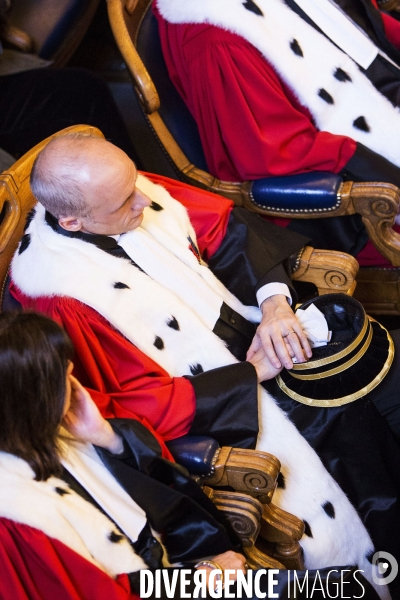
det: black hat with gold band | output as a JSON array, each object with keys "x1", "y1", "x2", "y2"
[{"x1": 276, "y1": 293, "x2": 394, "y2": 408}]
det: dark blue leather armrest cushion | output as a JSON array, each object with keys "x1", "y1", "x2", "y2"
[
  {"x1": 250, "y1": 172, "x2": 342, "y2": 212},
  {"x1": 166, "y1": 435, "x2": 220, "y2": 476}
]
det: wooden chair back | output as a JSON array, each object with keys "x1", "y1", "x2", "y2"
[
  {"x1": 0, "y1": 124, "x2": 104, "y2": 309},
  {"x1": 107, "y1": 0, "x2": 247, "y2": 203}
]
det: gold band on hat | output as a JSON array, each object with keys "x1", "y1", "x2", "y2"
[
  {"x1": 288, "y1": 322, "x2": 372, "y2": 381},
  {"x1": 276, "y1": 323, "x2": 394, "y2": 407},
  {"x1": 290, "y1": 316, "x2": 369, "y2": 371}
]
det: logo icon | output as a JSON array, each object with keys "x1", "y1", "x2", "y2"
[{"x1": 372, "y1": 551, "x2": 398, "y2": 586}]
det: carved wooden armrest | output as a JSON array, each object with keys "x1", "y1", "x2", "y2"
[
  {"x1": 343, "y1": 181, "x2": 400, "y2": 266},
  {"x1": 257, "y1": 503, "x2": 305, "y2": 570},
  {"x1": 203, "y1": 487, "x2": 263, "y2": 547},
  {"x1": 377, "y1": 0, "x2": 400, "y2": 11},
  {"x1": 0, "y1": 21, "x2": 33, "y2": 53},
  {"x1": 203, "y1": 487, "x2": 287, "y2": 569},
  {"x1": 202, "y1": 447, "x2": 280, "y2": 504},
  {"x1": 291, "y1": 246, "x2": 359, "y2": 296}
]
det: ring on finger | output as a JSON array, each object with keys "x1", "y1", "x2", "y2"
[{"x1": 283, "y1": 330, "x2": 296, "y2": 338}]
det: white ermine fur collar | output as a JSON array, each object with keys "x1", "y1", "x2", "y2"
[
  {"x1": 11, "y1": 175, "x2": 386, "y2": 598},
  {"x1": 156, "y1": 0, "x2": 400, "y2": 169},
  {"x1": 0, "y1": 451, "x2": 147, "y2": 578}
]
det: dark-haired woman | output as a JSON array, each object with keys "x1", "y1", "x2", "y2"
[{"x1": 0, "y1": 312, "x2": 380, "y2": 600}]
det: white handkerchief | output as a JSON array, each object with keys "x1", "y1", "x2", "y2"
[{"x1": 296, "y1": 303, "x2": 332, "y2": 348}]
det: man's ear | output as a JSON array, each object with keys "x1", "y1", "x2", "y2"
[{"x1": 58, "y1": 216, "x2": 83, "y2": 232}]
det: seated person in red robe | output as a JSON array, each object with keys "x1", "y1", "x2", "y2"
[
  {"x1": 8, "y1": 133, "x2": 400, "y2": 595},
  {"x1": 154, "y1": 0, "x2": 400, "y2": 265},
  {"x1": 3, "y1": 311, "x2": 382, "y2": 600}
]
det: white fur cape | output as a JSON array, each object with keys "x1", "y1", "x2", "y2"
[
  {"x1": 11, "y1": 174, "x2": 387, "y2": 598},
  {"x1": 156, "y1": 0, "x2": 400, "y2": 169},
  {"x1": 0, "y1": 451, "x2": 147, "y2": 578}
]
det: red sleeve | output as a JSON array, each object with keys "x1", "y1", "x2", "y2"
[
  {"x1": 0, "y1": 519, "x2": 137, "y2": 600},
  {"x1": 380, "y1": 10, "x2": 400, "y2": 49},
  {"x1": 154, "y1": 13, "x2": 356, "y2": 182},
  {"x1": 141, "y1": 171, "x2": 233, "y2": 258},
  {"x1": 10, "y1": 285, "x2": 195, "y2": 453}
]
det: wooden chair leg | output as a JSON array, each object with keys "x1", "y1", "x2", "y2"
[
  {"x1": 202, "y1": 447, "x2": 280, "y2": 504},
  {"x1": 292, "y1": 246, "x2": 358, "y2": 296}
]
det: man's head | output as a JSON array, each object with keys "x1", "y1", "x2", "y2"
[{"x1": 30, "y1": 134, "x2": 151, "y2": 236}]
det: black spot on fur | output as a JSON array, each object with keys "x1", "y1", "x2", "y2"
[
  {"x1": 277, "y1": 472, "x2": 286, "y2": 489},
  {"x1": 334, "y1": 67, "x2": 352, "y2": 82},
  {"x1": 322, "y1": 501, "x2": 335, "y2": 519},
  {"x1": 303, "y1": 520, "x2": 313, "y2": 538},
  {"x1": 318, "y1": 89, "x2": 334, "y2": 105},
  {"x1": 55, "y1": 487, "x2": 70, "y2": 497},
  {"x1": 290, "y1": 39, "x2": 303, "y2": 57},
  {"x1": 150, "y1": 201, "x2": 163, "y2": 212},
  {"x1": 167, "y1": 316, "x2": 180, "y2": 331},
  {"x1": 353, "y1": 116, "x2": 370, "y2": 132},
  {"x1": 18, "y1": 233, "x2": 31, "y2": 254},
  {"x1": 366, "y1": 550, "x2": 375, "y2": 564},
  {"x1": 154, "y1": 336, "x2": 164, "y2": 350},
  {"x1": 24, "y1": 208, "x2": 36, "y2": 231},
  {"x1": 190, "y1": 363, "x2": 204, "y2": 376},
  {"x1": 113, "y1": 282, "x2": 130, "y2": 289},
  {"x1": 242, "y1": 0, "x2": 264, "y2": 16},
  {"x1": 108, "y1": 531, "x2": 124, "y2": 543}
]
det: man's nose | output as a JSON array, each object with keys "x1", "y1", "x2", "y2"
[{"x1": 135, "y1": 190, "x2": 152, "y2": 208}]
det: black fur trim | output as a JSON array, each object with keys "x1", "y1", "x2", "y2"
[
  {"x1": 318, "y1": 89, "x2": 334, "y2": 105},
  {"x1": 303, "y1": 520, "x2": 313, "y2": 537},
  {"x1": 334, "y1": 68, "x2": 352, "y2": 82},
  {"x1": 108, "y1": 531, "x2": 125, "y2": 543},
  {"x1": 150, "y1": 201, "x2": 164, "y2": 212},
  {"x1": 290, "y1": 39, "x2": 303, "y2": 57},
  {"x1": 54, "y1": 487, "x2": 70, "y2": 497},
  {"x1": 277, "y1": 472, "x2": 286, "y2": 489},
  {"x1": 322, "y1": 501, "x2": 335, "y2": 519},
  {"x1": 24, "y1": 208, "x2": 36, "y2": 231},
  {"x1": 167, "y1": 316, "x2": 180, "y2": 331},
  {"x1": 190, "y1": 363, "x2": 204, "y2": 376},
  {"x1": 366, "y1": 550, "x2": 375, "y2": 564},
  {"x1": 154, "y1": 336, "x2": 165, "y2": 350},
  {"x1": 18, "y1": 233, "x2": 31, "y2": 254},
  {"x1": 353, "y1": 116, "x2": 370, "y2": 132},
  {"x1": 242, "y1": 0, "x2": 264, "y2": 16},
  {"x1": 113, "y1": 282, "x2": 130, "y2": 289}
]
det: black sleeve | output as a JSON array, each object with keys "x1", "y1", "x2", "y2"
[
  {"x1": 207, "y1": 207, "x2": 308, "y2": 306},
  {"x1": 340, "y1": 142, "x2": 400, "y2": 186},
  {"x1": 187, "y1": 361, "x2": 259, "y2": 449}
]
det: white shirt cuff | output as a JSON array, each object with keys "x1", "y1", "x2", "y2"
[{"x1": 256, "y1": 283, "x2": 292, "y2": 307}]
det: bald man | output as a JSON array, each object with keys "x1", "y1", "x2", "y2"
[{"x1": 9, "y1": 135, "x2": 400, "y2": 591}]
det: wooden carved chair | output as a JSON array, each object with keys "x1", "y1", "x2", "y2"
[
  {"x1": 107, "y1": 0, "x2": 400, "y2": 314},
  {"x1": 0, "y1": 124, "x2": 305, "y2": 570},
  {"x1": 1, "y1": 0, "x2": 101, "y2": 67}
]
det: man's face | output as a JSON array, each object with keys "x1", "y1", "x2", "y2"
[{"x1": 59, "y1": 144, "x2": 152, "y2": 236}]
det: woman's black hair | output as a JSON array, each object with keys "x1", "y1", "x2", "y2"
[{"x1": 0, "y1": 311, "x2": 74, "y2": 480}]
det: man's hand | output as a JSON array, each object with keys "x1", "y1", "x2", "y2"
[
  {"x1": 247, "y1": 294, "x2": 312, "y2": 370},
  {"x1": 196, "y1": 551, "x2": 247, "y2": 590},
  {"x1": 62, "y1": 376, "x2": 124, "y2": 454},
  {"x1": 247, "y1": 343, "x2": 283, "y2": 382}
]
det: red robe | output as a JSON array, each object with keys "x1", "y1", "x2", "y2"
[
  {"x1": 0, "y1": 519, "x2": 137, "y2": 600},
  {"x1": 153, "y1": 2, "x2": 400, "y2": 267}
]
